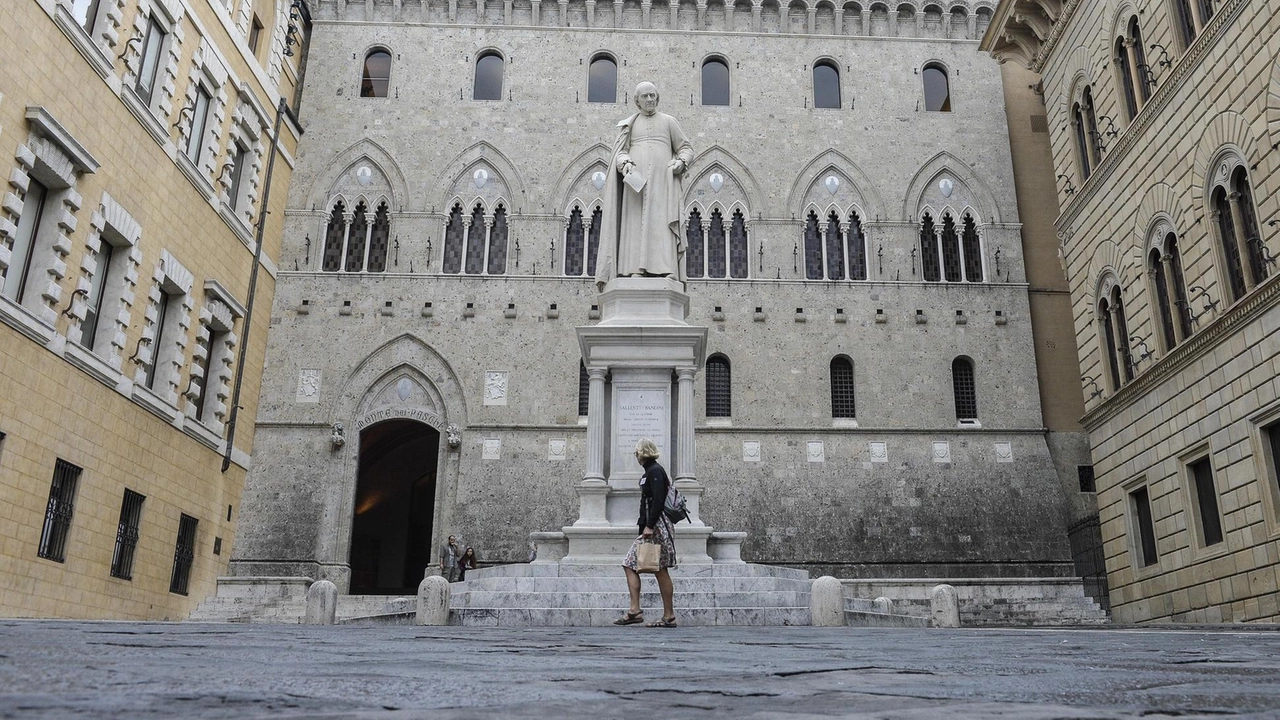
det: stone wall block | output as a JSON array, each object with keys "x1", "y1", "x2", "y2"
[
  {"x1": 416, "y1": 575, "x2": 451, "y2": 625},
  {"x1": 930, "y1": 583, "x2": 960, "y2": 628},
  {"x1": 810, "y1": 576, "x2": 844, "y2": 627},
  {"x1": 304, "y1": 579, "x2": 338, "y2": 624}
]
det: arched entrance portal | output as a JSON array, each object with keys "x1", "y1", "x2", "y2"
[{"x1": 348, "y1": 420, "x2": 440, "y2": 594}]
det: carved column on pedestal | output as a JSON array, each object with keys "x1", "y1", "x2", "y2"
[{"x1": 584, "y1": 366, "x2": 608, "y2": 484}]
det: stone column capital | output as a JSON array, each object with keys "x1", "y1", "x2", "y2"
[
  {"x1": 587, "y1": 366, "x2": 608, "y2": 380},
  {"x1": 675, "y1": 367, "x2": 697, "y2": 380}
]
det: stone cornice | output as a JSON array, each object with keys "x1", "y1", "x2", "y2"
[
  {"x1": 1081, "y1": 272, "x2": 1280, "y2": 431},
  {"x1": 1054, "y1": 0, "x2": 1247, "y2": 237},
  {"x1": 980, "y1": 0, "x2": 1083, "y2": 72}
]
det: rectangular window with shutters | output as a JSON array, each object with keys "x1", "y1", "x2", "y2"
[
  {"x1": 38, "y1": 460, "x2": 82, "y2": 563},
  {"x1": 169, "y1": 514, "x2": 198, "y2": 595},
  {"x1": 1186, "y1": 456, "x2": 1224, "y2": 548},
  {"x1": 1128, "y1": 483, "x2": 1158, "y2": 568},
  {"x1": 110, "y1": 490, "x2": 145, "y2": 580}
]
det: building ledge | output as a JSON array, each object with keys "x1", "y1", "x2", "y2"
[
  {"x1": 64, "y1": 341, "x2": 125, "y2": 391},
  {"x1": 52, "y1": 6, "x2": 116, "y2": 85},
  {"x1": 0, "y1": 295, "x2": 57, "y2": 345}
]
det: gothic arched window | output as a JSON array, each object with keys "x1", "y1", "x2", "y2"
[
  {"x1": 1115, "y1": 37, "x2": 1138, "y2": 121},
  {"x1": 442, "y1": 204, "x2": 465, "y2": 274},
  {"x1": 922, "y1": 62, "x2": 951, "y2": 112},
  {"x1": 729, "y1": 209, "x2": 749, "y2": 278},
  {"x1": 920, "y1": 213, "x2": 941, "y2": 282},
  {"x1": 961, "y1": 213, "x2": 982, "y2": 281},
  {"x1": 588, "y1": 54, "x2": 617, "y2": 103},
  {"x1": 587, "y1": 206, "x2": 602, "y2": 276},
  {"x1": 367, "y1": 202, "x2": 390, "y2": 272},
  {"x1": 321, "y1": 201, "x2": 345, "y2": 272},
  {"x1": 487, "y1": 205, "x2": 509, "y2": 275},
  {"x1": 564, "y1": 206, "x2": 585, "y2": 276},
  {"x1": 847, "y1": 212, "x2": 866, "y2": 280},
  {"x1": 824, "y1": 211, "x2": 845, "y2": 280},
  {"x1": 830, "y1": 356, "x2": 855, "y2": 418},
  {"x1": 813, "y1": 60, "x2": 841, "y2": 109},
  {"x1": 707, "y1": 209, "x2": 727, "y2": 278},
  {"x1": 940, "y1": 213, "x2": 962, "y2": 282},
  {"x1": 361, "y1": 49, "x2": 391, "y2": 98},
  {"x1": 702, "y1": 57, "x2": 730, "y2": 106},
  {"x1": 706, "y1": 354, "x2": 731, "y2": 418},
  {"x1": 803, "y1": 211, "x2": 822, "y2": 280},
  {"x1": 952, "y1": 357, "x2": 977, "y2": 421},
  {"x1": 686, "y1": 208, "x2": 705, "y2": 278},
  {"x1": 474, "y1": 51, "x2": 504, "y2": 100},
  {"x1": 464, "y1": 204, "x2": 485, "y2": 274},
  {"x1": 343, "y1": 202, "x2": 368, "y2": 272}
]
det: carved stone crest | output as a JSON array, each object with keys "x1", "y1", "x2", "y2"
[
  {"x1": 483, "y1": 371, "x2": 508, "y2": 406},
  {"x1": 296, "y1": 368, "x2": 321, "y2": 403}
]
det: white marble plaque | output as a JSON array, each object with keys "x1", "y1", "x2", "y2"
[
  {"x1": 807, "y1": 441, "x2": 825, "y2": 463},
  {"x1": 483, "y1": 371, "x2": 508, "y2": 406},
  {"x1": 994, "y1": 442, "x2": 1013, "y2": 463},
  {"x1": 548, "y1": 438, "x2": 567, "y2": 461},
  {"x1": 932, "y1": 441, "x2": 951, "y2": 463},
  {"x1": 296, "y1": 368, "x2": 321, "y2": 403},
  {"x1": 482, "y1": 438, "x2": 502, "y2": 460},
  {"x1": 869, "y1": 441, "x2": 888, "y2": 463},
  {"x1": 743, "y1": 441, "x2": 761, "y2": 462},
  {"x1": 613, "y1": 388, "x2": 668, "y2": 466}
]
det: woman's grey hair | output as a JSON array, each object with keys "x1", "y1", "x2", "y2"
[{"x1": 634, "y1": 438, "x2": 660, "y2": 460}]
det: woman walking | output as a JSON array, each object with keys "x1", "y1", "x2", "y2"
[{"x1": 614, "y1": 438, "x2": 677, "y2": 628}]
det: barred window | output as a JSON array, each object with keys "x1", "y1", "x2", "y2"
[
  {"x1": 366, "y1": 202, "x2": 391, "y2": 272},
  {"x1": 564, "y1": 206, "x2": 585, "y2": 276},
  {"x1": 830, "y1": 356, "x2": 855, "y2": 418},
  {"x1": 686, "y1": 208, "x2": 704, "y2": 278},
  {"x1": 803, "y1": 211, "x2": 822, "y2": 280},
  {"x1": 706, "y1": 355, "x2": 731, "y2": 418},
  {"x1": 940, "y1": 214, "x2": 962, "y2": 282},
  {"x1": 847, "y1": 212, "x2": 866, "y2": 280},
  {"x1": 707, "y1": 209, "x2": 727, "y2": 278},
  {"x1": 343, "y1": 202, "x2": 368, "y2": 272},
  {"x1": 920, "y1": 213, "x2": 940, "y2": 282},
  {"x1": 38, "y1": 459, "x2": 81, "y2": 563},
  {"x1": 442, "y1": 204, "x2": 465, "y2": 274},
  {"x1": 961, "y1": 214, "x2": 982, "y2": 281},
  {"x1": 464, "y1": 204, "x2": 486, "y2": 274},
  {"x1": 825, "y1": 211, "x2": 845, "y2": 280},
  {"x1": 587, "y1": 206, "x2": 602, "y2": 276},
  {"x1": 487, "y1": 205, "x2": 509, "y2": 275},
  {"x1": 952, "y1": 357, "x2": 977, "y2": 421},
  {"x1": 577, "y1": 361, "x2": 589, "y2": 416},
  {"x1": 729, "y1": 209, "x2": 749, "y2": 278},
  {"x1": 111, "y1": 490, "x2": 145, "y2": 581},
  {"x1": 169, "y1": 514, "x2": 198, "y2": 595},
  {"x1": 321, "y1": 201, "x2": 345, "y2": 272}
]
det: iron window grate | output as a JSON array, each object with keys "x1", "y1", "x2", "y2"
[
  {"x1": 830, "y1": 358, "x2": 855, "y2": 418},
  {"x1": 952, "y1": 358, "x2": 977, "y2": 421},
  {"x1": 564, "y1": 207, "x2": 585, "y2": 276},
  {"x1": 940, "y1": 215, "x2": 962, "y2": 282},
  {"x1": 111, "y1": 490, "x2": 145, "y2": 581},
  {"x1": 38, "y1": 459, "x2": 82, "y2": 563},
  {"x1": 366, "y1": 202, "x2": 391, "y2": 272},
  {"x1": 577, "y1": 362, "x2": 590, "y2": 417},
  {"x1": 321, "y1": 201, "x2": 346, "y2": 272},
  {"x1": 169, "y1": 514, "x2": 199, "y2": 595},
  {"x1": 685, "y1": 209, "x2": 704, "y2": 278},
  {"x1": 706, "y1": 356, "x2": 732, "y2": 418},
  {"x1": 343, "y1": 202, "x2": 369, "y2": 272},
  {"x1": 486, "y1": 206, "x2": 508, "y2": 275},
  {"x1": 442, "y1": 205, "x2": 465, "y2": 274}
]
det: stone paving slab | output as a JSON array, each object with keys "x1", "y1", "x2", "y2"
[{"x1": 1, "y1": 621, "x2": 1279, "y2": 718}]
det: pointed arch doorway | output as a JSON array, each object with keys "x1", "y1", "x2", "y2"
[{"x1": 348, "y1": 420, "x2": 440, "y2": 594}]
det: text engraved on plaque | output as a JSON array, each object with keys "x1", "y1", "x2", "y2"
[{"x1": 614, "y1": 389, "x2": 668, "y2": 460}]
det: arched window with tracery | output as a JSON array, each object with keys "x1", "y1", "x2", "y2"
[
  {"x1": 487, "y1": 205, "x2": 509, "y2": 275},
  {"x1": 830, "y1": 356, "x2": 855, "y2": 419},
  {"x1": 343, "y1": 202, "x2": 368, "y2": 272},
  {"x1": 321, "y1": 201, "x2": 345, "y2": 272},
  {"x1": 729, "y1": 210, "x2": 749, "y2": 278},
  {"x1": 940, "y1": 213, "x2": 961, "y2": 282},
  {"x1": 813, "y1": 60, "x2": 841, "y2": 109},
  {"x1": 702, "y1": 57, "x2": 730, "y2": 106},
  {"x1": 961, "y1": 213, "x2": 982, "y2": 281},
  {"x1": 952, "y1": 357, "x2": 977, "y2": 421},
  {"x1": 803, "y1": 211, "x2": 822, "y2": 280},
  {"x1": 1235, "y1": 168, "x2": 1268, "y2": 288},
  {"x1": 706, "y1": 354, "x2": 731, "y2": 418},
  {"x1": 587, "y1": 206, "x2": 602, "y2": 276},
  {"x1": 1130, "y1": 18, "x2": 1151, "y2": 104},
  {"x1": 442, "y1": 204, "x2": 465, "y2": 274},
  {"x1": 474, "y1": 51, "x2": 504, "y2": 100},
  {"x1": 825, "y1": 211, "x2": 845, "y2": 280},
  {"x1": 1172, "y1": 0, "x2": 1214, "y2": 50},
  {"x1": 361, "y1": 49, "x2": 391, "y2": 98},
  {"x1": 1211, "y1": 165, "x2": 1269, "y2": 303},
  {"x1": 564, "y1": 206, "x2": 585, "y2": 276},
  {"x1": 920, "y1": 212, "x2": 940, "y2": 282},
  {"x1": 1098, "y1": 284, "x2": 1133, "y2": 390},
  {"x1": 1149, "y1": 247, "x2": 1177, "y2": 352},
  {"x1": 686, "y1": 208, "x2": 705, "y2": 278},
  {"x1": 1072, "y1": 99, "x2": 1092, "y2": 180},
  {"x1": 848, "y1": 212, "x2": 866, "y2": 280},
  {"x1": 587, "y1": 54, "x2": 617, "y2": 103},
  {"x1": 707, "y1": 209, "x2": 727, "y2": 278},
  {"x1": 922, "y1": 62, "x2": 951, "y2": 112},
  {"x1": 1115, "y1": 36, "x2": 1138, "y2": 121},
  {"x1": 367, "y1": 202, "x2": 390, "y2": 272},
  {"x1": 1148, "y1": 232, "x2": 1192, "y2": 352},
  {"x1": 464, "y1": 204, "x2": 486, "y2": 274}
]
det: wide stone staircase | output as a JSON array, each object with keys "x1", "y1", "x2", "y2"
[{"x1": 839, "y1": 577, "x2": 1109, "y2": 627}]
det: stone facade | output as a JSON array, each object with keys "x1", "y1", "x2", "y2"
[
  {"x1": 0, "y1": 0, "x2": 301, "y2": 618},
  {"x1": 230, "y1": 0, "x2": 1098, "y2": 593},
  {"x1": 984, "y1": 0, "x2": 1280, "y2": 623}
]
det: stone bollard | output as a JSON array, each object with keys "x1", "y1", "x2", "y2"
[
  {"x1": 930, "y1": 584, "x2": 960, "y2": 628},
  {"x1": 810, "y1": 576, "x2": 845, "y2": 627},
  {"x1": 873, "y1": 596, "x2": 894, "y2": 614},
  {"x1": 304, "y1": 580, "x2": 337, "y2": 625},
  {"x1": 417, "y1": 574, "x2": 451, "y2": 626}
]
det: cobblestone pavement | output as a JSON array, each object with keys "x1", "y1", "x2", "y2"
[{"x1": 2, "y1": 621, "x2": 1280, "y2": 719}]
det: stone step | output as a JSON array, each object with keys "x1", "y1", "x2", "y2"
[
  {"x1": 844, "y1": 610, "x2": 931, "y2": 628},
  {"x1": 452, "y1": 590, "x2": 809, "y2": 609},
  {"x1": 337, "y1": 595, "x2": 416, "y2": 617},
  {"x1": 448, "y1": 606, "x2": 811, "y2": 627},
  {"x1": 468, "y1": 562, "x2": 810, "y2": 581},
  {"x1": 458, "y1": 576, "x2": 811, "y2": 593}
]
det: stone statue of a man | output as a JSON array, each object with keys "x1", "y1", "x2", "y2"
[{"x1": 593, "y1": 82, "x2": 695, "y2": 291}]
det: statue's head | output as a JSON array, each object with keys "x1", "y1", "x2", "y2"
[{"x1": 634, "y1": 82, "x2": 659, "y2": 115}]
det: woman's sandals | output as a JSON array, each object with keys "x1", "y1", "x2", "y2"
[
  {"x1": 646, "y1": 616, "x2": 677, "y2": 628},
  {"x1": 613, "y1": 611, "x2": 644, "y2": 625}
]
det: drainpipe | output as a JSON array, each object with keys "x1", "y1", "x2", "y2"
[{"x1": 222, "y1": 98, "x2": 295, "y2": 473}]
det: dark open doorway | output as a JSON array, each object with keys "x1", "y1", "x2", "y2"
[{"x1": 349, "y1": 420, "x2": 440, "y2": 594}]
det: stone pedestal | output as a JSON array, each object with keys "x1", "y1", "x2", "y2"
[{"x1": 564, "y1": 277, "x2": 711, "y2": 564}]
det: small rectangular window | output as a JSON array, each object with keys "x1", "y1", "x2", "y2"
[
  {"x1": 135, "y1": 16, "x2": 167, "y2": 105},
  {"x1": 38, "y1": 459, "x2": 82, "y2": 563},
  {"x1": 2, "y1": 178, "x2": 49, "y2": 304},
  {"x1": 145, "y1": 289, "x2": 175, "y2": 390},
  {"x1": 110, "y1": 490, "x2": 145, "y2": 580},
  {"x1": 169, "y1": 513, "x2": 198, "y2": 595},
  {"x1": 1266, "y1": 422, "x2": 1280, "y2": 499},
  {"x1": 227, "y1": 144, "x2": 249, "y2": 211},
  {"x1": 248, "y1": 16, "x2": 264, "y2": 55},
  {"x1": 1188, "y1": 457, "x2": 1224, "y2": 547},
  {"x1": 81, "y1": 241, "x2": 115, "y2": 351},
  {"x1": 1078, "y1": 465, "x2": 1096, "y2": 493},
  {"x1": 1129, "y1": 485, "x2": 1158, "y2": 568},
  {"x1": 184, "y1": 84, "x2": 212, "y2": 164}
]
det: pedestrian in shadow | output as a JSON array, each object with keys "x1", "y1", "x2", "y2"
[
  {"x1": 615, "y1": 438, "x2": 677, "y2": 628},
  {"x1": 457, "y1": 546, "x2": 477, "y2": 582}
]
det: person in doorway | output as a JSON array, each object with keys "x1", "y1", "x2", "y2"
[
  {"x1": 615, "y1": 438, "x2": 678, "y2": 628},
  {"x1": 439, "y1": 535, "x2": 461, "y2": 582},
  {"x1": 457, "y1": 546, "x2": 477, "y2": 582}
]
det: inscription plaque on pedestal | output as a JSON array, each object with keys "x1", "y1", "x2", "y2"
[{"x1": 611, "y1": 387, "x2": 669, "y2": 476}]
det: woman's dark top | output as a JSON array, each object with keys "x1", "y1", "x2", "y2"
[{"x1": 637, "y1": 458, "x2": 669, "y2": 533}]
